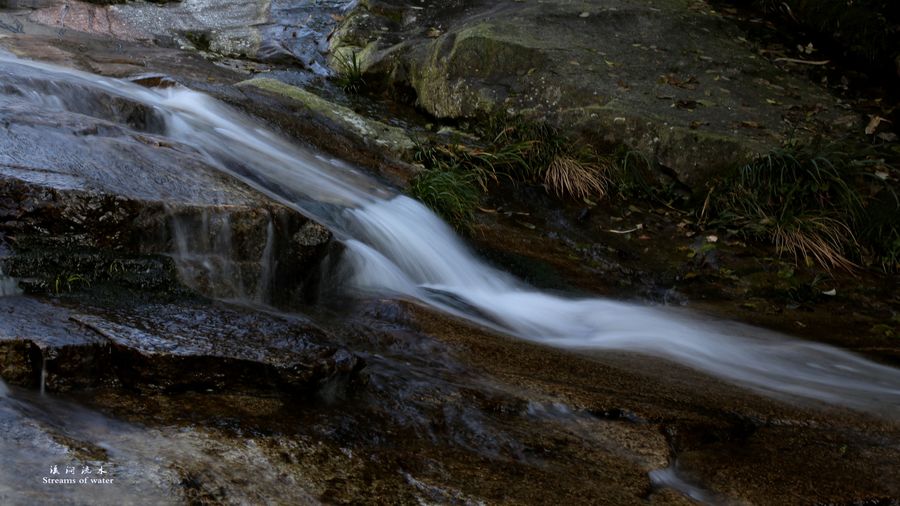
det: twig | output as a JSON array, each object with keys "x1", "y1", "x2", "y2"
[
  {"x1": 773, "y1": 57, "x2": 830, "y2": 65},
  {"x1": 607, "y1": 224, "x2": 643, "y2": 234}
]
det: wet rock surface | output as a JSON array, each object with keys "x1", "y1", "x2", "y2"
[
  {"x1": 0, "y1": 295, "x2": 362, "y2": 395},
  {"x1": 3, "y1": 294, "x2": 897, "y2": 504},
  {"x1": 0, "y1": 55, "x2": 332, "y2": 303},
  {"x1": 0, "y1": 25, "x2": 418, "y2": 178},
  {"x1": 408, "y1": 302, "x2": 900, "y2": 505}
]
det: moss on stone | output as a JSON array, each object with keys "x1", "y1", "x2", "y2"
[{"x1": 238, "y1": 77, "x2": 414, "y2": 154}]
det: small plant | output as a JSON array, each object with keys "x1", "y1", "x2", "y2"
[
  {"x1": 409, "y1": 166, "x2": 480, "y2": 230},
  {"x1": 53, "y1": 273, "x2": 91, "y2": 294},
  {"x1": 857, "y1": 188, "x2": 900, "y2": 271},
  {"x1": 880, "y1": 237, "x2": 900, "y2": 272},
  {"x1": 107, "y1": 259, "x2": 126, "y2": 276},
  {"x1": 612, "y1": 148, "x2": 659, "y2": 197},
  {"x1": 333, "y1": 50, "x2": 366, "y2": 93}
]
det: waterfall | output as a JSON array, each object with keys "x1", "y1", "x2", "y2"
[{"x1": 2, "y1": 52, "x2": 898, "y2": 413}]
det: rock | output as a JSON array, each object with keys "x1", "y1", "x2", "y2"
[
  {"x1": 27, "y1": 1, "x2": 140, "y2": 39},
  {"x1": 331, "y1": 0, "x2": 850, "y2": 188},
  {"x1": 0, "y1": 296, "x2": 363, "y2": 394},
  {"x1": 0, "y1": 61, "x2": 331, "y2": 304},
  {"x1": 24, "y1": 0, "x2": 352, "y2": 68},
  {"x1": 238, "y1": 77, "x2": 415, "y2": 156}
]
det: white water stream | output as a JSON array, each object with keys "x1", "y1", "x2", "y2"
[{"x1": 2, "y1": 53, "x2": 898, "y2": 414}]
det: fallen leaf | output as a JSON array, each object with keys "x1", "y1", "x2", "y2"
[
  {"x1": 865, "y1": 115, "x2": 887, "y2": 135},
  {"x1": 659, "y1": 73, "x2": 699, "y2": 89}
]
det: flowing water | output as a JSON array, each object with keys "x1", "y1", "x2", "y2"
[
  {"x1": 0, "y1": 267, "x2": 21, "y2": 297},
  {"x1": 1, "y1": 52, "x2": 899, "y2": 415}
]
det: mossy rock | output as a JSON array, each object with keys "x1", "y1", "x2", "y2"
[
  {"x1": 237, "y1": 77, "x2": 414, "y2": 155},
  {"x1": 332, "y1": 0, "x2": 856, "y2": 190}
]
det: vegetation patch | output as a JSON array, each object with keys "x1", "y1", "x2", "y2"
[
  {"x1": 409, "y1": 114, "x2": 897, "y2": 275},
  {"x1": 333, "y1": 50, "x2": 366, "y2": 94},
  {"x1": 408, "y1": 115, "x2": 612, "y2": 229},
  {"x1": 704, "y1": 141, "x2": 898, "y2": 272},
  {"x1": 409, "y1": 165, "x2": 480, "y2": 231}
]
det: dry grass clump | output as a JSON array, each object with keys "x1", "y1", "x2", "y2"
[
  {"x1": 772, "y1": 216, "x2": 860, "y2": 272},
  {"x1": 544, "y1": 155, "x2": 612, "y2": 200}
]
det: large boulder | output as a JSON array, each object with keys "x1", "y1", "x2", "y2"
[{"x1": 331, "y1": 0, "x2": 858, "y2": 187}]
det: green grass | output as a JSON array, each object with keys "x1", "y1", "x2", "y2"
[
  {"x1": 333, "y1": 50, "x2": 366, "y2": 94},
  {"x1": 408, "y1": 165, "x2": 480, "y2": 231},
  {"x1": 53, "y1": 273, "x2": 91, "y2": 295}
]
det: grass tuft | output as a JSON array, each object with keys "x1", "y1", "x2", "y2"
[
  {"x1": 708, "y1": 141, "x2": 898, "y2": 272},
  {"x1": 409, "y1": 166, "x2": 480, "y2": 231},
  {"x1": 333, "y1": 50, "x2": 366, "y2": 93},
  {"x1": 545, "y1": 155, "x2": 611, "y2": 200},
  {"x1": 772, "y1": 215, "x2": 860, "y2": 272}
]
